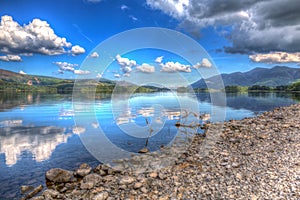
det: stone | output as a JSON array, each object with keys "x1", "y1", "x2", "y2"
[
  {"x1": 93, "y1": 191, "x2": 109, "y2": 200},
  {"x1": 138, "y1": 147, "x2": 149, "y2": 154},
  {"x1": 42, "y1": 189, "x2": 60, "y2": 199},
  {"x1": 81, "y1": 173, "x2": 103, "y2": 189},
  {"x1": 119, "y1": 176, "x2": 135, "y2": 185},
  {"x1": 46, "y1": 168, "x2": 75, "y2": 183},
  {"x1": 140, "y1": 187, "x2": 148, "y2": 193},
  {"x1": 76, "y1": 163, "x2": 92, "y2": 177},
  {"x1": 22, "y1": 185, "x2": 43, "y2": 200},
  {"x1": 21, "y1": 185, "x2": 34, "y2": 194},
  {"x1": 133, "y1": 182, "x2": 143, "y2": 189},
  {"x1": 30, "y1": 197, "x2": 44, "y2": 200},
  {"x1": 149, "y1": 172, "x2": 158, "y2": 178}
]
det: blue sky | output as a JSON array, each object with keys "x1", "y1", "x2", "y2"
[{"x1": 0, "y1": 0, "x2": 300, "y2": 80}]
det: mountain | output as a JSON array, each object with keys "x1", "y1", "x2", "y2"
[
  {"x1": 192, "y1": 66, "x2": 300, "y2": 88},
  {"x1": 0, "y1": 69, "x2": 73, "y2": 86}
]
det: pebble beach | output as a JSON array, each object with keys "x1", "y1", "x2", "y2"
[{"x1": 22, "y1": 103, "x2": 300, "y2": 200}]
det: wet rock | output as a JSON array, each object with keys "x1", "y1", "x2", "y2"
[
  {"x1": 46, "y1": 168, "x2": 75, "y2": 183},
  {"x1": 21, "y1": 185, "x2": 34, "y2": 194},
  {"x1": 21, "y1": 185, "x2": 43, "y2": 200},
  {"x1": 138, "y1": 147, "x2": 149, "y2": 154}
]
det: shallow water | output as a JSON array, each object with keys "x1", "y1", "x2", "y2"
[{"x1": 0, "y1": 91, "x2": 299, "y2": 199}]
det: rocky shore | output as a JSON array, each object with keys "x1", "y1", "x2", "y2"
[{"x1": 22, "y1": 103, "x2": 300, "y2": 199}]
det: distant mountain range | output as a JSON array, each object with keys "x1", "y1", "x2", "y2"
[
  {"x1": 1, "y1": 66, "x2": 300, "y2": 90},
  {"x1": 192, "y1": 66, "x2": 300, "y2": 88}
]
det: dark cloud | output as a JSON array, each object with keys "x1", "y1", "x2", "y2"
[{"x1": 147, "y1": 0, "x2": 300, "y2": 54}]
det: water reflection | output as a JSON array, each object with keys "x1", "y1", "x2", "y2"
[{"x1": 0, "y1": 122, "x2": 69, "y2": 166}]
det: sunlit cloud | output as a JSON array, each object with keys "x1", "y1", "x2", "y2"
[
  {"x1": 115, "y1": 54, "x2": 137, "y2": 74},
  {"x1": 155, "y1": 56, "x2": 164, "y2": 63},
  {"x1": 194, "y1": 58, "x2": 212, "y2": 68},
  {"x1": 136, "y1": 63, "x2": 155, "y2": 73},
  {"x1": 19, "y1": 70, "x2": 26, "y2": 75},
  {"x1": 90, "y1": 52, "x2": 99, "y2": 58},
  {"x1": 0, "y1": 54, "x2": 22, "y2": 62},
  {"x1": 0, "y1": 15, "x2": 85, "y2": 60},
  {"x1": 71, "y1": 45, "x2": 85, "y2": 56},
  {"x1": 249, "y1": 52, "x2": 300, "y2": 63},
  {"x1": 160, "y1": 61, "x2": 191, "y2": 73}
]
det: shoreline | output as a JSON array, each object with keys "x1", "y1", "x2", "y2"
[{"x1": 22, "y1": 103, "x2": 300, "y2": 200}]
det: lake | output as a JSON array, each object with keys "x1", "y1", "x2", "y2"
[{"x1": 0, "y1": 91, "x2": 299, "y2": 199}]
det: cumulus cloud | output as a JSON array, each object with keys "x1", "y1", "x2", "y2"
[
  {"x1": 137, "y1": 63, "x2": 155, "y2": 73},
  {"x1": 160, "y1": 61, "x2": 191, "y2": 73},
  {"x1": 90, "y1": 52, "x2": 99, "y2": 58},
  {"x1": 54, "y1": 62, "x2": 89, "y2": 75},
  {"x1": 54, "y1": 62, "x2": 78, "y2": 72},
  {"x1": 0, "y1": 15, "x2": 85, "y2": 60},
  {"x1": 71, "y1": 45, "x2": 85, "y2": 56},
  {"x1": 147, "y1": 0, "x2": 300, "y2": 54},
  {"x1": 115, "y1": 54, "x2": 137, "y2": 74},
  {"x1": 19, "y1": 70, "x2": 26, "y2": 75},
  {"x1": 146, "y1": 0, "x2": 189, "y2": 19},
  {"x1": 155, "y1": 56, "x2": 164, "y2": 63},
  {"x1": 249, "y1": 52, "x2": 300, "y2": 63},
  {"x1": 194, "y1": 58, "x2": 212, "y2": 68},
  {"x1": 0, "y1": 54, "x2": 22, "y2": 62}
]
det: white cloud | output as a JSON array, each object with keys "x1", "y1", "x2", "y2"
[
  {"x1": 115, "y1": 54, "x2": 137, "y2": 74},
  {"x1": 249, "y1": 52, "x2": 300, "y2": 63},
  {"x1": 71, "y1": 45, "x2": 85, "y2": 56},
  {"x1": 194, "y1": 58, "x2": 212, "y2": 68},
  {"x1": 129, "y1": 15, "x2": 138, "y2": 21},
  {"x1": 90, "y1": 52, "x2": 99, "y2": 58},
  {"x1": 114, "y1": 73, "x2": 121, "y2": 78},
  {"x1": 19, "y1": 70, "x2": 26, "y2": 75},
  {"x1": 0, "y1": 15, "x2": 85, "y2": 60},
  {"x1": 137, "y1": 63, "x2": 155, "y2": 73},
  {"x1": 121, "y1": 5, "x2": 129, "y2": 10},
  {"x1": 54, "y1": 62, "x2": 78, "y2": 72},
  {"x1": 96, "y1": 73, "x2": 102, "y2": 78},
  {"x1": 146, "y1": 0, "x2": 189, "y2": 18},
  {"x1": 0, "y1": 54, "x2": 22, "y2": 62},
  {"x1": 160, "y1": 61, "x2": 191, "y2": 73},
  {"x1": 155, "y1": 56, "x2": 164, "y2": 63},
  {"x1": 74, "y1": 69, "x2": 91, "y2": 75}
]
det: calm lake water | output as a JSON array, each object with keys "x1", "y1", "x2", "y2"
[{"x1": 0, "y1": 91, "x2": 299, "y2": 199}]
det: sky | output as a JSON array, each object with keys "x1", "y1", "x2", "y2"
[{"x1": 0, "y1": 0, "x2": 300, "y2": 80}]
